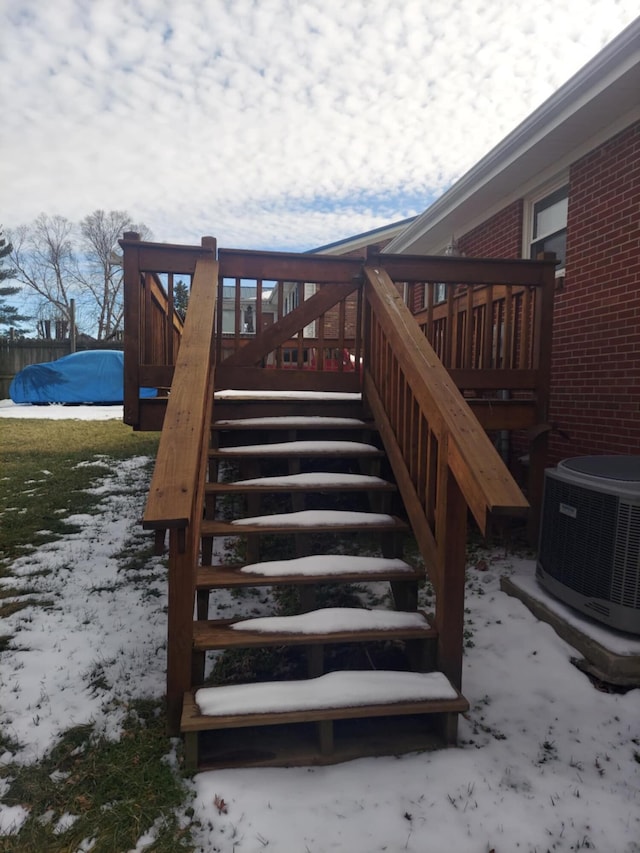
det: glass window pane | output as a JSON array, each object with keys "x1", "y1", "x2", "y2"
[
  {"x1": 535, "y1": 196, "x2": 568, "y2": 239},
  {"x1": 531, "y1": 231, "x2": 566, "y2": 267}
]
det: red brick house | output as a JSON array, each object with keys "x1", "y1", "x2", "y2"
[{"x1": 386, "y1": 18, "x2": 640, "y2": 467}]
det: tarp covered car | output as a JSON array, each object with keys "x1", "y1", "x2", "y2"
[{"x1": 9, "y1": 350, "x2": 155, "y2": 404}]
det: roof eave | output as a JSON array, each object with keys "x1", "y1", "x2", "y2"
[{"x1": 385, "y1": 17, "x2": 640, "y2": 254}]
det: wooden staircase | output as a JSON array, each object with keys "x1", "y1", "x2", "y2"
[
  {"x1": 121, "y1": 237, "x2": 555, "y2": 771},
  {"x1": 181, "y1": 395, "x2": 468, "y2": 769}
]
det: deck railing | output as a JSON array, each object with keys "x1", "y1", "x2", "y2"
[{"x1": 214, "y1": 248, "x2": 364, "y2": 394}]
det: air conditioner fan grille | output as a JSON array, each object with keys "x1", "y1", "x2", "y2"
[{"x1": 539, "y1": 477, "x2": 617, "y2": 598}]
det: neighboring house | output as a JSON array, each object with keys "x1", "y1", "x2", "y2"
[
  {"x1": 221, "y1": 284, "x2": 267, "y2": 334},
  {"x1": 386, "y1": 18, "x2": 640, "y2": 466},
  {"x1": 312, "y1": 216, "x2": 417, "y2": 259}
]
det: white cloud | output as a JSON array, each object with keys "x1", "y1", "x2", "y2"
[{"x1": 1, "y1": 0, "x2": 638, "y2": 249}]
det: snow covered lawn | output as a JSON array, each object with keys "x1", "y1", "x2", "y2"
[{"x1": 0, "y1": 403, "x2": 638, "y2": 851}]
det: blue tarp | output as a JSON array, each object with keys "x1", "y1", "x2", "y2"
[{"x1": 9, "y1": 350, "x2": 156, "y2": 404}]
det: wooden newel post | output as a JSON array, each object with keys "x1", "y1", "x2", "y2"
[
  {"x1": 435, "y1": 457, "x2": 467, "y2": 691},
  {"x1": 121, "y1": 231, "x2": 142, "y2": 429},
  {"x1": 166, "y1": 526, "x2": 197, "y2": 735}
]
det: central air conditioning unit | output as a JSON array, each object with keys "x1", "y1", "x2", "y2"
[{"x1": 536, "y1": 455, "x2": 640, "y2": 635}]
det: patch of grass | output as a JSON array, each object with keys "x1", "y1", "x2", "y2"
[
  {"x1": 0, "y1": 700, "x2": 195, "y2": 853},
  {"x1": 0, "y1": 419, "x2": 159, "y2": 566},
  {"x1": 0, "y1": 597, "x2": 54, "y2": 618}
]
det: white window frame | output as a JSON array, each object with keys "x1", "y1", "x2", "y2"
[{"x1": 524, "y1": 177, "x2": 569, "y2": 276}]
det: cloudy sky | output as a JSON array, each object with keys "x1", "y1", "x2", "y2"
[{"x1": 2, "y1": 1, "x2": 638, "y2": 251}]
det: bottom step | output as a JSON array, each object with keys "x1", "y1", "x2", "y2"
[{"x1": 181, "y1": 671, "x2": 468, "y2": 770}]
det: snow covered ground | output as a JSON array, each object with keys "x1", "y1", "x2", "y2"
[{"x1": 0, "y1": 402, "x2": 639, "y2": 852}]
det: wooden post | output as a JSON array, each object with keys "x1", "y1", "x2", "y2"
[
  {"x1": 69, "y1": 299, "x2": 76, "y2": 353},
  {"x1": 435, "y1": 447, "x2": 466, "y2": 690},
  {"x1": 122, "y1": 231, "x2": 141, "y2": 428},
  {"x1": 166, "y1": 526, "x2": 197, "y2": 735}
]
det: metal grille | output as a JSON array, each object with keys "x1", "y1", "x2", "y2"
[
  {"x1": 539, "y1": 475, "x2": 617, "y2": 599},
  {"x1": 612, "y1": 502, "x2": 640, "y2": 607}
]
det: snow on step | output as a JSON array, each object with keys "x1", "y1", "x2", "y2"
[
  {"x1": 239, "y1": 554, "x2": 414, "y2": 577},
  {"x1": 216, "y1": 440, "x2": 380, "y2": 455},
  {"x1": 214, "y1": 416, "x2": 367, "y2": 427},
  {"x1": 215, "y1": 390, "x2": 362, "y2": 401},
  {"x1": 231, "y1": 607, "x2": 428, "y2": 634},
  {"x1": 195, "y1": 670, "x2": 458, "y2": 717},
  {"x1": 231, "y1": 472, "x2": 389, "y2": 487},
  {"x1": 231, "y1": 510, "x2": 396, "y2": 527}
]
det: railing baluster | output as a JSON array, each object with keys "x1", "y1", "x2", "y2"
[
  {"x1": 482, "y1": 285, "x2": 494, "y2": 368},
  {"x1": 464, "y1": 286, "x2": 473, "y2": 368}
]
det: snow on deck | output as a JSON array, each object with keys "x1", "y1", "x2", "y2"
[
  {"x1": 230, "y1": 607, "x2": 428, "y2": 634},
  {"x1": 195, "y1": 670, "x2": 457, "y2": 716},
  {"x1": 239, "y1": 554, "x2": 413, "y2": 576},
  {"x1": 217, "y1": 440, "x2": 380, "y2": 455},
  {"x1": 231, "y1": 472, "x2": 389, "y2": 487},
  {"x1": 214, "y1": 390, "x2": 362, "y2": 401},
  {"x1": 230, "y1": 509, "x2": 395, "y2": 527},
  {"x1": 214, "y1": 416, "x2": 367, "y2": 427}
]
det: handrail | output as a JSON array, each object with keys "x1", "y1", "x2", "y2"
[
  {"x1": 363, "y1": 265, "x2": 528, "y2": 534},
  {"x1": 363, "y1": 264, "x2": 530, "y2": 688},
  {"x1": 143, "y1": 255, "x2": 219, "y2": 529}
]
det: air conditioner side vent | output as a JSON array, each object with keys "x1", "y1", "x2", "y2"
[{"x1": 613, "y1": 502, "x2": 640, "y2": 608}]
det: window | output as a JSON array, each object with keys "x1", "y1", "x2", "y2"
[
  {"x1": 422, "y1": 281, "x2": 447, "y2": 308},
  {"x1": 530, "y1": 185, "x2": 568, "y2": 270},
  {"x1": 434, "y1": 282, "x2": 447, "y2": 304}
]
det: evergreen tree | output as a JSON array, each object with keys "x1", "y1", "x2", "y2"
[
  {"x1": 0, "y1": 226, "x2": 30, "y2": 333},
  {"x1": 174, "y1": 279, "x2": 189, "y2": 319}
]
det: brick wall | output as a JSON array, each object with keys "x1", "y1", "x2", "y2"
[
  {"x1": 548, "y1": 120, "x2": 640, "y2": 462},
  {"x1": 451, "y1": 121, "x2": 640, "y2": 466},
  {"x1": 458, "y1": 199, "x2": 523, "y2": 259}
]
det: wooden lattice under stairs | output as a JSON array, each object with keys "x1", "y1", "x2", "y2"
[{"x1": 180, "y1": 394, "x2": 469, "y2": 770}]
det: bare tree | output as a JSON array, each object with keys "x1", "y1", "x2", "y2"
[
  {"x1": 10, "y1": 210, "x2": 152, "y2": 340},
  {"x1": 79, "y1": 210, "x2": 152, "y2": 339},
  {"x1": 10, "y1": 214, "x2": 78, "y2": 334}
]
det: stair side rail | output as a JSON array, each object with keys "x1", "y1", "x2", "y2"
[
  {"x1": 363, "y1": 263, "x2": 529, "y2": 688},
  {"x1": 141, "y1": 252, "x2": 219, "y2": 732}
]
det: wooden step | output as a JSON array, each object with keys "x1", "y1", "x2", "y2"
[
  {"x1": 205, "y1": 471, "x2": 396, "y2": 495},
  {"x1": 200, "y1": 509, "x2": 409, "y2": 537},
  {"x1": 212, "y1": 391, "x2": 366, "y2": 422},
  {"x1": 193, "y1": 607, "x2": 435, "y2": 651},
  {"x1": 210, "y1": 439, "x2": 384, "y2": 459},
  {"x1": 196, "y1": 555, "x2": 423, "y2": 589},
  {"x1": 181, "y1": 670, "x2": 469, "y2": 769},
  {"x1": 213, "y1": 415, "x2": 374, "y2": 431},
  {"x1": 186, "y1": 670, "x2": 466, "y2": 726}
]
